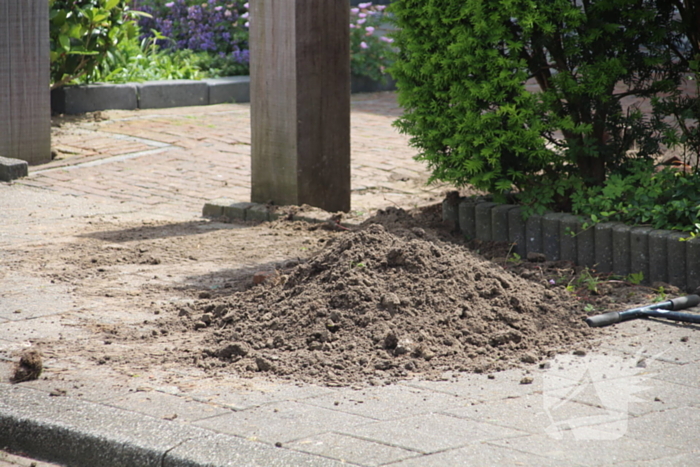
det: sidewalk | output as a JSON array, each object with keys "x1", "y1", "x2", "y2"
[{"x1": 1, "y1": 92, "x2": 699, "y2": 467}]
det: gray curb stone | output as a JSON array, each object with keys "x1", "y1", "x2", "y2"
[
  {"x1": 201, "y1": 198, "x2": 236, "y2": 217},
  {"x1": 0, "y1": 156, "x2": 29, "y2": 182},
  {"x1": 458, "y1": 198, "x2": 477, "y2": 240},
  {"x1": 442, "y1": 197, "x2": 461, "y2": 231},
  {"x1": 137, "y1": 80, "x2": 208, "y2": 109},
  {"x1": 224, "y1": 202, "x2": 257, "y2": 221},
  {"x1": 507, "y1": 207, "x2": 527, "y2": 258},
  {"x1": 687, "y1": 237, "x2": 700, "y2": 292},
  {"x1": 247, "y1": 204, "x2": 271, "y2": 222},
  {"x1": 491, "y1": 204, "x2": 517, "y2": 243},
  {"x1": 649, "y1": 230, "x2": 671, "y2": 284},
  {"x1": 559, "y1": 215, "x2": 579, "y2": 263},
  {"x1": 51, "y1": 84, "x2": 138, "y2": 114},
  {"x1": 630, "y1": 227, "x2": 654, "y2": 283},
  {"x1": 204, "y1": 76, "x2": 250, "y2": 105},
  {"x1": 612, "y1": 224, "x2": 632, "y2": 277},
  {"x1": 525, "y1": 213, "x2": 544, "y2": 255},
  {"x1": 576, "y1": 220, "x2": 596, "y2": 269},
  {"x1": 594, "y1": 222, "x2": 619, "y2": 274},
  {"x1": 542, "y1": 213, "x2": 566, "y2": 261},
  {"x1": 475, "y1": 202, "x2": 498, "y2": 241},
  {"x1": 0, "y1": 385, "x2": 339, "y2": 467},
  {"x1": 667, "y1": 232, "x2": 689, "y2": 290}
]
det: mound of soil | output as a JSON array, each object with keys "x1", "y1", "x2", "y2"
[{"x1": 177, "y1": 210, "x2": 592, "y2": 386}]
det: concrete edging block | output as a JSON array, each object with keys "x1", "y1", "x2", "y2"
[
  {"x1": 246, "y1": 204, "x2": 271, "y2": 222},
  {"x1": 594, "y1": 222, "x2": 620, "y2": 274},
  {"x1": 559, "y1": 214, "x2": 580, "y2": 263},
  {"x1": 204, "y1": 76, "x2": 250, "y2": 104},
  {"x1": 612, "y1": 224, "x2": 632, "y2": 277},
  {"x1": 576, "y1": 220, "x2": 595, "y2": 269},
  {"x1": 630, "y1": 227, "x2": 654, "y2": 284},
  {"x1": 202, "y1": 198, "x2": 236, "y2": 217},
  {"x1": 458, "y1": 198, "x2": 478, "y2": 240},
  {"x1": 137, "y1": 80, "x2": 208, "y2": 109},
  {"x1": 475, "y1": 202, "x2": 498, "y2": 241},
  {"x1": 648, "y1": 229, "x2": 671, "y2": 284},
  {"x1": 542, "y1": 213, "x2": 567, "y2": 261},
  {"x1": 525, "y1": 213, "x2": 544, "y2": 255},
  {"x1": 686, "y1": 237, "x2": 700, "y2": 292},
  {"x1": 442, "y1": 196, "x2": 462, "y2": 231},
  {"x1": 667, "y1": 232, "x2": 689, "y2": 290},
  {"x1": 223, "y1": 202, "x2": 257, "y2": 221},
  {"x1": 0, "y1": 156, "x2": 29, "y2": 182},
  {"x1": 51, "y1": 83, "x2": 138, "y2": 114},
  {"x1": 507, "y1": 207, "x2": 527, "y2": 257},
  {"x1": 491, "y1": 204, "x2": 517, "y2": 243}
]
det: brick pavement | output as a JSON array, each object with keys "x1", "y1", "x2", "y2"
[{"x1": 27, "y1": 92, "x2": 448, "y2": 219}]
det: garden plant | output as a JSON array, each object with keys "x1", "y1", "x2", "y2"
[{"x1": 390, "y1": 0, "x2": 700, "y2": 232}]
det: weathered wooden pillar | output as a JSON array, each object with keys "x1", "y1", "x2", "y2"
[
  {"x1": 0, "y1": 0, "x2": 51, "y2": 165},
  {"x1": 250, "y1": 0, "x2": 351, "y2": 213}
]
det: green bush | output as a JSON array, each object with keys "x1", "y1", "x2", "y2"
[
  {"x1": 50, "y1": 0, "x2": 148, "y2": 89},
  {"x1": 389, "y1": 0, "x2": 679, "y2": 213}
]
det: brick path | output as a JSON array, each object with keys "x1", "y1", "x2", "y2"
[{"x1": 24, "y1": 92, "x2": 448, "y2": 218}]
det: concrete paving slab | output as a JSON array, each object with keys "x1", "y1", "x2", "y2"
[
  {"x1": 443, "y1": 393, "x2": 617, "y2": 436},
  {"x1": 388, "y1": 441, "x2": 575, "y2": 467},
  {"x1": 182, "y1": 380, "x2": 333, "y2": 411},
  {"x1": 489, "y1": 433, "x2": 682, "y2": 466},
  {"x1": 286, "y1": 432, "x2": 420, "y2": 467},
  {"x1": 610, "y1": 452, "x2": 700, "y2": 466},
  {"x1": 303, "y1": 384, "x2": 460, "y2": 421},
  {"x1": 593, "y1": 407, "x2": 700, "y2": 450},
  {"x1": 164, "y1": 432, "x2": 346, "y2": 467},
  {"x1": 340, "y1": 412, "x2": 526, "y2": 453},
  {"x1": 651, "y1": 360, "x2": 700, "y2": 390},
  {"x1": 105, "y1": 390, "x2": 232, "y2": 423},
  {"x1": 0, "y1": 275, "x2": 73, "y2": 321},
  {"x1": 403, "y1": 368, "x2": 544, "y2": 402},
  {"x1": 193, "y1": 400, "x2": 374, "y2": 444}
]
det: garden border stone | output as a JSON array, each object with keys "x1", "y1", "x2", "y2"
[
  {"x1": 445, "y1": 197, "x2": 699, "y2": 292},
  {"x1": 0, "y1": 156, "x2": 29, "y2": 182},
  {"x1": 51, "y1": 75, "x2": 396, "y2": 115}
]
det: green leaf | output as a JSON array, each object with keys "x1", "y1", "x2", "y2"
[
  {"x1": 58, "y1": 34, "x2": 71, "y2": 51},
  {"x1": 105, "y1": 0, "x2": 119, "y2": 10}
]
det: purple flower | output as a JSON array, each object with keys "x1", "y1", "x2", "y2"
[
  {"x1": 357, "y1": 18, "x2": 366, "y2": 25},
  {"x1": 215, "y1": 6, "x2": 222, "y2": 11},
  {"x1": 358, "y1": 2, "x2": 372, "y2": 8},
  {"x1": 241, "y1": 12, "x2": 249, "y2": 18},
  {"x1": 548, "y1": 279, "x2": 556, "y2": 285},
  {"x1": 358, "y1": 12, "x2": 367, "y2": 18},
  {"x1": 365, "y1": 26, "x2": 375, "y2": 35},
  {"x1": 380, "y1": 36, "x2": 394, "y2": 43},
  {"x1": 224, "y1": 9, "x2": 232, "y2": 17},
  {"x1": 360, "y1": 41, "x2": 368, "y2": 49},
  {"x1": 350, "y1": 7, "x2": 359, "y2": 14},
  {"x1": 165, "y1": 2, "x2": 174, "y2": 7},
  {"x1": 376, "y1": 5, "x2": 386, "y2": 10}
]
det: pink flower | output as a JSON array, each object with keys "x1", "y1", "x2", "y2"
[
  {"x1": 350, "y1": 7, "x2": 359, "y2": 14},
  {"x1": 165, "y1": 1, "x2": 174, "y2": 6},
  {"x1": 357, "y1": 18, "x2": 366, "y2": 25},
  {"x1": 358, "y1": 2, "x2": 372, "y2": 8},
  {"x1": 380, "y1": 36, "x2": 394, "y2": 43},
  {"x1": 245, "y1": 21, "x2": 249, "y2": 28},
  {"x1": 215, "y1": 6, "x2": 223, "y2": 11},
  {"x1": 224, "y1": 9, "x2": 232, "y2": 17},
  {"x1": 358, "y1": 12, "x2": 367, "y2": 18},
  {"x1": 244, "y1": 2, "x2": 249, "y2": 8},
  {"x1": 241, "y1": 12, "x2": 249, "y2": 18},
  {"x1": 360, "y1": 41, "x2": 368, "y2": 49},
  {"x1": 365, "y1": 26, "x2": 375, "y2": 35},
  {"x1": 376, "y1": 5, "x2": 386, "y2": 10}
]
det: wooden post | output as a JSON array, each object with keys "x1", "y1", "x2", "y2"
[
  {"x1": 250, "y1": 0, "x2": 351, "y2": 213},
  {"x1": 0, "y1": 0, "x2": 51, "y2": 165}
]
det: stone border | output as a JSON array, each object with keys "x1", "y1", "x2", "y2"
[
  {"x1": 443, "y1": 196, "x2": 700, "y2": 292},
  {"x1": 0, "y1": 156, "x2": 29, "y2": 182},
  {"x1": 202, "y1": 198, "x2": 362, "y2": 226},
  {"x1": 51, "y1": 75, "x2": 396, "y2": 115}
]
